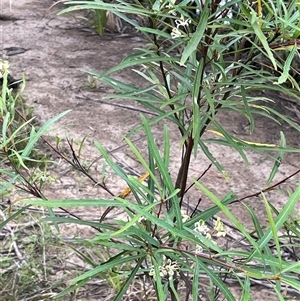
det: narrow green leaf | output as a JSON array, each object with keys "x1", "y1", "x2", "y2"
[
  {"x1": 95, "y1": 141, "x2": 142, "y2": 202},
  {"x1": 124, "y1": 136, "x2": 161, "y2": 192},
  {"x1": 163, "y1": 125, "x2": 170, "y2": 170},
  {"x1": 127, "y1": 225, "x2": 161, "y2": 248},
  {"x1": 212, "y1": 119, "x2": 249, "y2": 164},
  {"x1": 21, "y1": 110, "x2": 71, "y2": 158},
  {"x1": 180, "y1": 7, "x2": 209, "y2": 65},
  {"x1": 239, "y1": 276, "x2": 252, "y2": 301},
  {"x1": 197, "y1": 259, "x2": 236, "y2": 300},
  {"x1": 265, "y1": 131, "x2": 286, "y2": 186},
  {"x1": 265, "y1": 105, "x2": 300, "y2": 132},
  {"x1": 277, "y1": 45, "x2": 297, "y2": 84},
  {"x1": 148, "y1": 138, "x2": 156, "y2": 205},
  {"x1": 152, "y1": 255, "x2": 166, "y2": 301},
  {"x1": 281, "y1": 275, "x2": 300, "y2": 291},
  {"x1": 103, "y1": 199, "x2": 157, "y2": 239},
  {"x1": 192, "y1": 57, "x2": 204, "y2": 155},
  {"x1": 250, "y1": 9, "x2": 277, "y2": 70},
  {"x1": 0, "y1": 174, "x2": 19, "y2": 194},
  {"x1": 55, "y1": 251, "x2": 141, "y2": 298},
  {"x1": 1, "y1": 115, "x2": 35, "y2": 148},
  {"x1": 60, "y1": 1, "x2": 149, "y2": 16},
  {"x1": 140, "y1": 115, "x2": 182, "y2": 229},
  {"x1": 261, "y1": 192, "x2": 282, "y2": 270},
  {"x1": 1, "y1": 113, "x2": 10, "y2": 145},
  {"x1": 44, "y1": 216, "x2": 117, "y2": 231},
  {"x1": 116, "y1": 198, "x2": 178, "y2": 237},
  {"x1": 272, "y1": 283, "x2": 287, "y2": 301},
  {"x1": 135, "y1": 26, "x2": 171, "y2": 38},
  {"x1": 54, "y1": 275, "x2": 91, "y2": 299},
  {"x1": 243, "y1": 202, "x2": 278, "y2": 273},
  {"x1": 72, "y1": 251, "x2": 141, "y2": 283},
  {"x1": 280, "y1": 261, "x2": 300, "y2": 274},
  {"x1": 169, "y1": 279, "x2": 181, "y2": 301},
  {"x1": 113, "y1": 257, "x2": 144, "y2": 301},
  {"x1": 240, "y1": 86, "x2": 255, "y2": 133},
  {"x1": 89, "y1": 55, "x2": 179, "y2": 78},
  {"x1": 203, "y1": 86, "x2": 215, "y2": 118},
  {"x1": 253, "y1": 185, "x2": 300, "y2": 257},
  {"x1": 69, "y1": 246, "x2": 97, "y2": 267},
  {"x1": 192, "y1": 255, "x2": 200, "y2": 301},
  {"x1": 10, "y1": 149, "x2": 29, "y2": 170},
  {"x1": 126, "y1": 106, "x2": 185, "y2": 136},
  {"x1": 0, "y1": 205, "x2": 31, "y2": 229},
  {"x1": 198, "y1": 139, "x2": 229, "y2": 181}
]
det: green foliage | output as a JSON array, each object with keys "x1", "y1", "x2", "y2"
[
  {"x1": 58, "y1": 0, "x2": 300, "y2": 299},
  {"x1": 1, "y1": 1, "x2": 300, "y2": 300},
  {"x1": 85, "y1": 8, "x2": 107, "y2": 35},
  {"x1": 0, "y1": 65, "x2": 70, "y2": 222}
]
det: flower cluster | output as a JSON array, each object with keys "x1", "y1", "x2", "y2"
[
  {"x1": 171, "y1": 15, "x2": 191, "y2": 38},
  {"x1": 193, "y1": 217, "x2": 226, "y2": 254},
  {"x1": 149, "y1": 258, "x2": 179, "y2": 281},
  {"x1": 157, "y1": 0, "x2": 176, "y2": 15},
  {"x1": 157, "y1": 1, "x2": 192, "y2": 38},
  {"x1": 212, "y1": 217, "x2": 226, "y2": 238},
  {"x1": 0, "y1": 59, "x2": 10, "y2": 78},
  {"x1": 161, "y1": 0, "x2": 176, "y2": 10},
  {"x1": 181, "y1": 209, "x2": 190, "y2": 223}
]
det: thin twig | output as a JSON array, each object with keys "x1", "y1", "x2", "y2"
[
  {"x1": 76, "y1": 93, "x2": 158, "y2": 116},
  {"x1": 233, "y1": 168, "x2": 300, "y2": 204}
]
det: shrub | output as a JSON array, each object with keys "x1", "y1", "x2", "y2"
[{"x1": 2, "y1": 1, "x2": 300, "y2": 300}]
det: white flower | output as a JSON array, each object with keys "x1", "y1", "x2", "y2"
[
  {"x1": 205, "y1": 232, "x2": 212, "y2": 240},
  {"x1": 149, "y1": 267, "x2": 155, "y2": 277},
  {"x1": 195, "y1": 244, "x2": 203, "y2": 254},
  {"x1": 212, "y1": 217, "x2": 226, "y2": 237},
  {"x1": 170, "y1": 14, "x2": 191, "y2": 39},
  {"x1": 171, "y1": 27, "x2": 182, "y2": 38},
  {"x1": 175, "y1": 18, "x2": 191, "y2": 28},
  {"x1": 181, "y1": 210, "x2": 190, "y2": 223},
  {"x1": 194, "y1": 220, "x2": 209, "y2": 235},
  {"x1": 166, "y1": 0, "x2": 177, "y2": 14},
  {"x1": 0, "y1": 60, "x2": 10, "y2": 77},
  {"x1": 149, "y1": 258, "x2": 179, "y2": 281}
]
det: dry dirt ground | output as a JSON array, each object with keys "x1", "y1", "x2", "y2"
[{"x1": 1, "y1": 0, "x2": 300, "y2": 300}]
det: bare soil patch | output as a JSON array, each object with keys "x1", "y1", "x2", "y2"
[{"x1": 1, "y1": 0, "x2": 300, "y2": 300}]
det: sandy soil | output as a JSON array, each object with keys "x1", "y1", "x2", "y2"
[{"x1": 1, "y1": 0, "x2": 300, "y2": 300}]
